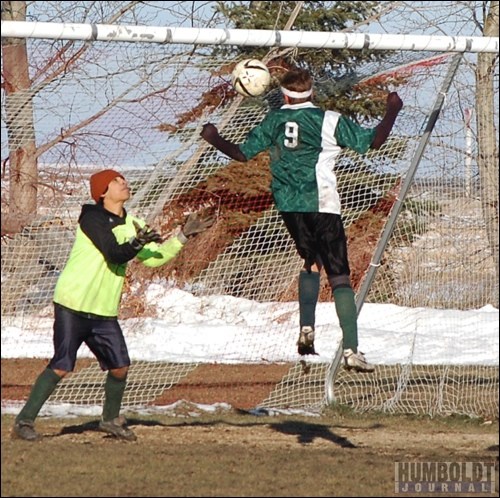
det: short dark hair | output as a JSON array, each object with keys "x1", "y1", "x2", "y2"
[{"x1": 280, "y1": 69, "x2": 312, "y2": 94}]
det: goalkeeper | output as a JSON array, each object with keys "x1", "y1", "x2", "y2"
[
  {"x1": 12, "y1": 169, "x2": 213, "y2": 442},
  {"x1": 201, "y1": 68, "x2": 402, "y2": 373}
]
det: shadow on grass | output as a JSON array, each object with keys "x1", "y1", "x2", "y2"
[
  {"x1": 56, "y1": 417, "x2": 167, "y2": 436},
  {"x1": 269, "y1": 420, "x2": 357, "y2": 447},
  {"x1": 54, "y1": 415, "x2": 378, "y2": 448}
]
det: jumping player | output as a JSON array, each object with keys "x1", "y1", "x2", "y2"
[{"x1": 201, "y1": 68, "x2": 403, "y2": 372}]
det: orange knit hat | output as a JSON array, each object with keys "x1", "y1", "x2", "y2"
[{"x1": 90, "y1": 169, "x2": 124, "y2": 203}]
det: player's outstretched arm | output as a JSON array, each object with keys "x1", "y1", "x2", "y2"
[
  {"x1": 371, "y1": 92, "x2": 403, "y2": 149},
  {"x1": 201, "y1": 123, "x2": 248, "y2": 162}
]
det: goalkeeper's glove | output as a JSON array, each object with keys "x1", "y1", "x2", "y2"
[
  {"x1": 180, "y1": 212, "x2": 215, "y2": 239},
  {"x1": 130, "y1": 220, "x2": 163, "y2": 250}
]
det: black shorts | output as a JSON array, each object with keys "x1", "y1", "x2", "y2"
[
  {"x1": 49, "y1": 303, "x2": 131, "y2": 372},
  {"x1": 280, "y1": 212, "x2": 350, "y2": 277}
]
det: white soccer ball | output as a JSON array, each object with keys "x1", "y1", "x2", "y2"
[{"x1": 232, "y1": 59, "x2": 271, "y2": 97}]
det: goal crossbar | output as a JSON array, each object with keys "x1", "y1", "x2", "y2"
[{"x1": 1, "y1": 21, "x2": 498, "y2": 53}]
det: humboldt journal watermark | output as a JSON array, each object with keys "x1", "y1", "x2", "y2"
[{"x1": 395, "y1": 461, "x2": 496, "y2": 494}]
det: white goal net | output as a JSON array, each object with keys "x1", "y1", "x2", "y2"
[{"x1": 1, "y1": 27, "x2": 498, "y2": 419}]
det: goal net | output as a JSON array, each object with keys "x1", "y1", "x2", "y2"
[{"x1": 1, "y1": 28, "x2": 498, "y2": 419}]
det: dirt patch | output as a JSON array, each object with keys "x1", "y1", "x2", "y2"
[
  {"x1": 1, "y1": 358, "x2": 95, "y2": 401},
  {"x1": 1, "y1": 359, "x2": 291, "y2": 410},
  {"x1": 154, "y1": 362, "x2": 293, "y2": 409}
]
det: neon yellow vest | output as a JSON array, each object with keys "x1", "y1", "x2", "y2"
[{"x1": 54, "y1": 214, "x2": 183, "y2": 317}]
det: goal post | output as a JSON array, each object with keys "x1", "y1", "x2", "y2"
[
  {"x1": 1, "y1": 20, "x2": 499, "y2": 53},
  {"x1": 1, "y1": 23, "x2": 498, "y2": 419}
]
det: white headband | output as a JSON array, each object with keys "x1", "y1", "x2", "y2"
[{"x1": 281, "y1": 87, "x2": 313, "y2": 99}]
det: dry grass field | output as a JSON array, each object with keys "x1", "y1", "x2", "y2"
[
  {"x1": 1, "y1": 358, "x2": 498, "y2": 497},
  {"x1": 2, "y1": 409, "x2": 498, "y2": 497}
]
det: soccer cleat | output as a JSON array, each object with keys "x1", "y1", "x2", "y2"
[
  {"x1": 12, "y1": 420, "x2": 42, "y2": 441},
  {"x1": 297, "y1": 326, "x2": 317, "y2": 355},
  {"x1": 99, "y1": 416, "x2": 137, "y2": 441},
  {"x1": 343, "y1": 349, "x2": 375, "y2": 373}
]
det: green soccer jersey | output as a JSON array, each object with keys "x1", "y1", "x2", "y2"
[{"x1": 239, "y1": 102, "x2": 376, "y2": 213}]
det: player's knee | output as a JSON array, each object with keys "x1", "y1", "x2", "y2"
[
  {"x1": 51, "y1": 368, "x2": 69, "y2": 379},
  {"x1": 109, "y1": 366, "x2": 129, "y2": 381},
  {"x1": 328, "y1": 274, "x2": 351, "y2": 291}
]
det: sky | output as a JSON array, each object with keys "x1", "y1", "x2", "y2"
[{"x1": 2, "y1": 282, "x2": 498, "y2": 418}]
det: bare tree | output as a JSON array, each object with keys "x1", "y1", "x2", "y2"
[
  {"x1": 1, "y1": 1, "x2": 211, "y2": 234},
  {"x1": 476, "y1": 0, "x2": 499, "y2": 280},
  {"x1": 2, "y1": 1, "x2": 37, "y2": 233}
]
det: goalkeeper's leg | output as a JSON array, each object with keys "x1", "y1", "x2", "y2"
[
  {"x1": 100, "y1": 367, "x2": 137, "y2": 441},
  {"x1": 13, "y1": 368, "x2": 63, "y2": 441}
]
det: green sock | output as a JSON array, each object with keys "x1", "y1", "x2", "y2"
[
  {"x1": 333, "y1": 287, "x2": 358, "y2": 352},
  {"x1": 299, "y1": 271, "x2": 320, "y2": 328},
  {"x1": 102, "y1": 372, "x2": 127, "y2": 421},
  {"x1": 16, "y1": 368, "x2": 61, "y2": 423}
]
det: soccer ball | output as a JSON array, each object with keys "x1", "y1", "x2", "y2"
[{"x1": 232, "y1": 59, "x2": 271, "y2": 97}]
